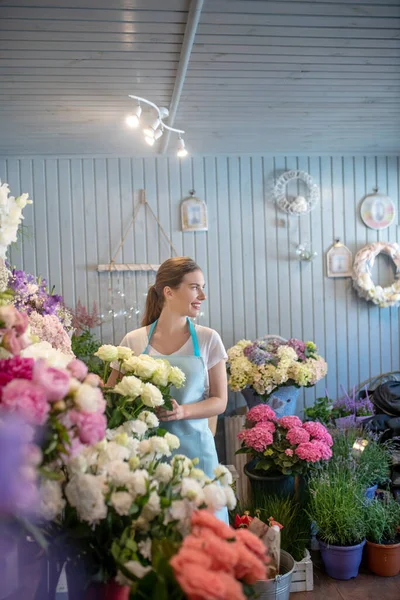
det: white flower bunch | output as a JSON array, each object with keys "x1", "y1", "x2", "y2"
[{"x1": 0, "y1": 181, "x2": 32, "y2": 260}]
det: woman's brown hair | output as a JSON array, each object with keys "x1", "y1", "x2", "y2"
[{"x1": 141, "y1": 257, "x2": 201, "y2": 326}]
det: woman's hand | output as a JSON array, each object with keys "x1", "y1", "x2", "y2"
[{"x1": 157, "y1": 399, "x2": 185, "y2": 422}]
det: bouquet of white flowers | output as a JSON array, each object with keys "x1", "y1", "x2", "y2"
[
  {"x1": 95, "y1": 344, "x2": 186, "y2": 428},
  {"x1": 0, "y1": 180, "x2": 32, "y2": 260}
]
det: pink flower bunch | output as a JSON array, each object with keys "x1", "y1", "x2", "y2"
[
  {"x1": 28, "y1": 310, "x2": 74, "y2": 355},
  {"x1": 0, "y1": 356, "x2": 34, "y2": 398},
  {"x1": 170, "y1": 510, "x2": 269, "y2": 600},
  {"x1": 0, "y1": 305, "x2": 30, "y2": 355},
  {"x1": 238, "y1": 405, "x2": 333, "y2": 475}
]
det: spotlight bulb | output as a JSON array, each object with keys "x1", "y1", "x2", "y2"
[
  {"x1": 154, "y1": 128, "x2": 163, "y2": 141},
  {"x1": 126, "y1": 114, "x2": 139, "y2": 128},
  {"x1": 143, "y1": 127, "x2": 155, "y2": 138},
  {"x1": 151, "y1": 117, "x2": 161, "y2": 131},
  {"x1": 177, "y1": 137, "x2": 188, "y2": 158},
  {"x1": 145, "y1": 135, "x2": 155, "y2": 147}
]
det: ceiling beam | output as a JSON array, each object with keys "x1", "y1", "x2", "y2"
[{"x1": 159, "y1": 0, "x2": 204, "y2": 154}]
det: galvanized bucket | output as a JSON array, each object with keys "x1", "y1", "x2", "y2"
[{"x1": 254, "y1": 550, "x2": 295, "y2": 600}]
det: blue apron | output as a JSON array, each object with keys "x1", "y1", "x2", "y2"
[{"x1": 144, "y1": 318, "x2": 228, "y2": 523}]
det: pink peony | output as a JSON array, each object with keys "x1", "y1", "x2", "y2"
[
  {"x1": 295, "y1": 442, "x2": 324, "y2": 463},
  {"x1": 84, "y1": 373, "x2": 102, "y2": 387},
  {"x1": 246, "y1": 404, "x2": 277, "y2": 424},
  {"x1": 238, "y1": 424, "x2": 273, "y2": 453},
  {"x1": 310, "y1": 439, "x2": 332, "y2": 460},
  {"x1": 0, "y1": 305, "x2": 18, "y2": 329},
  {"x1": 286, "y1": 426, "x2": 310, "y2": 446},
  {"x1": 278, "y1": 415, "x2": 303, "y2": 430},
  {"x1": 32, "y1": 360, "x2": 70, "y2": 402},
  {"x1": 1, "y1": 379, "x2": 49, "y2": 425},
  {"x1": 0, "y1": 356, "x2": 34, "y2": 397},
  {"x1": 67, "y1": 359, "x2": 88, "y2": 381},
  {"x1": 285, "y1": 448, "x2": 294, "y2": 457},
  {"x1": 302, "y1": 421, "x2": 333, "y2": 447},
  {"x1": 69, "y1": 410, "x2": 106, "y2": 445}
]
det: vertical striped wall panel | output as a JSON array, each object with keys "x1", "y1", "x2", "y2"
[{"x1": 0, "y1": 155, "x2": 399, "y2": 415}]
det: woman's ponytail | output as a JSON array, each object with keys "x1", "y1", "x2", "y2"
[{"x1": 141, "y1": 285, "x2": 163, "y2": 326}]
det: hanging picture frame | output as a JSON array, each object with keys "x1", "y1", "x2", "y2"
[
  {"x1": 360, "y1": 188, "x2": 395, "y2": 231},
  {"x1": 181, "y1": 190, "x2": 208, "y2": 232},
  {"x1": 326, "y1": 240, "x2": 353, "y2": 278}
]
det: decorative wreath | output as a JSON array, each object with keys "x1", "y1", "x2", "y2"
[
  {"x1": 352, "y1": 242, "x2": 400, "y2": 308},
  {"x1": 273, "y1": 170, "x2": 320, "y2": 215}
]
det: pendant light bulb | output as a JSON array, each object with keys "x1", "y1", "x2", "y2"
[{"x1": 177, "y1": 137, "x2": 188, "y2": 158}]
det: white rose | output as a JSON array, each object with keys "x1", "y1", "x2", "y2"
[
  {"x1": 73, "y1": 383, "x2": 104, "y2": 413},
  {"x1": 154, "y1": 463, "x2": 173, "y2": 484},
  {"x1": 150, "y1": 436, "x2": 171, "y2": 457},
  {"x1": 138, "y1": 538, "x2": 152, "y2": 561},
  {"x1": 124, "y1": 560, "x2": 152, "y2": 580},
  {"x1": 203, "y1": 483, "x2": 228, "y2": 513},
  {"x1": 111, "y1": 491, "x2": 134, "y2": 516},
  {"x1": 125, "y1": 469, "x2": 149, "y2": 497},
  {"x1": 95, "y1": 345, "x2": 118, "y2": 362},
  {"x1": 164, "y1": 432, "x2": 180, "y2": 451},
  {"x1": 117, "y1": 346, "x2": 133, "y2": 361},
  {"x1": 65, "y1": 474, "x2": 107, "y2": 524},
  {"x1": 168, "y1": 366, "x2": 186, "y2": 388},
  {"x1": 114, "y1": 376, "x2": 143, "y2": 399},
  {"x1": 213, "y1": 465, "x2": 233, "y2": 486},
  {"x1": 141, "y1": 383, "x2": 163, "y2": 408},
  {"x1": 39, "y1": 480, "x2": 66, "y2": 521},
  {"x1": 151, "y1": 361, "x2": 169, "y2": 387},
  {"x1": 138, "y1": 411, "x2": 159, "y2": 429},
  {"x1": 180, "y1": 477, "x2": 205, "y2": 504},
  {"x1": 124, "y1": 355, "x2": 159, "y2": 379},
  {"x1": 142, "y1": 490, "x2": 161, "y2": 521}
]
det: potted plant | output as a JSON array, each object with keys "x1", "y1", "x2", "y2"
[
  {"x1": 227, "y1": 337, "x2": 327, "y2": 416},
  {"x1": 354, "y1": 390, "x2": 374, "y2": 425},
  {"x1": 357, "y1": 438, "x2": 392, "y2": 500},
  {"x1": 307, "y1": 465, "x2": 367, "y2": 580},
  {"x1": 237, "y1": 406, "x2": 333, "y2": 502},
  {"x1": 365, "y1": 497, "x2": 400, "y2": 577},
  {"x1": 304, "y1": 395, "x2": 333, "y2": 426}
]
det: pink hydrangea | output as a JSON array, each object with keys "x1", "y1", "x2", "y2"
[
  {"x1": 238, "y1": 423, "x2": 273, "y2": 453},
  {"x1": 32, "y1": 360, "x2": 70, "y2": 402},
  {"x1": 278, "y1": 416, "x2": 303, "y2": 430},
  {"x1": 286, "y1": 426, "x2": 310, "y2": 446},
  {"x1": 295, "y1": 442, "x2": 324, "y2": 463},
  {"x1": 302, "y1": 421, "x2": 333, "y2": 447},
  {"x1": 69, "y1": 410, "x2": 106, "y2": 445},
  {"x1": 67, "y1": 359, "x2": 88, "y2": 381},
  {"x1": 28, "y1": 311, "x2": 73, "y2": 355},
  {"x1": 1, "y1": 379, "x2": 49, "y2": 425},
  {"x1": 285, "y1": 449, "x2": 294, "y2": 457},
  {"x1": 310, "y1": 439, "x2": 332, "y2": 460},
  {"x1": 246, "y1": 404, "x2": 277, "y2": 424}
]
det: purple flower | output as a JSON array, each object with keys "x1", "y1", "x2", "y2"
[
  {"x1": 244, "y1": 341, "x2": 273, "y2": 365},
  {"x1": 287, "y1": 338, "x2": 306, "y2": 361}
]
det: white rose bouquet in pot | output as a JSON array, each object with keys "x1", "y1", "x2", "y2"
[{"x1": 95, "y1": 345, "x2": 186, "y2": 429}]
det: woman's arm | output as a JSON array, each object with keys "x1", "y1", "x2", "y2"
[
  {"x1": 106, "y1": 368, "x2": 121, "y2": 388},
  {"x1": 158, "y1": 360, "x2": 228, "y2": 421}
]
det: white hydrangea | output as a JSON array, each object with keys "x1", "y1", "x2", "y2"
[
  {"x1": 153, "y1": 463, "x2": 173, "y2": 484},
  {"x1": 213, "y1": 464, "x2": 233, "y2": 487},
  {"x1": 180, "y1": 477, "x2": 205, "y2": 505},
  {"x1": 141, "y1": 382, "x2": 164, "y2": 408},
  {"x1": 65, "y1": 474, "x2": 107, "y2": 524},
  {"x1": 39, "y1": 480, "x2": 66, "y2": 521},
  {"x1": 95, "y1": 344, "x2": 119, "y2": 362},
  {"x1": 111, "y1": 491, "x2": 134, "y2": 516},
  {"x1": 138, "y1": 411, "x2": 159, "y2": 429},
  {"x1": 164, "y1": 432, "x2": 180, "y2": 451},
  {"x1": 114, "y1": 376, "x2": 143, "y2": 399},
  {"x1": 202, "y1": 483, "x2": 228, "y2": 513}
]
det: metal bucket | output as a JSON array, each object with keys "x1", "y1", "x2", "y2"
[{"x1": 254, "y1": 550, "x2": 295, "y2": 600}]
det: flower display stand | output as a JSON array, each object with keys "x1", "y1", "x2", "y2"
[{"x1": 290, "y1": 549, "x2": 313, "y2": 593}]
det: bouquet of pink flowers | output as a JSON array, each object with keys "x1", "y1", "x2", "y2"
[{"x1": 237, "y1": 405, "x2": 333, "y2": 475}]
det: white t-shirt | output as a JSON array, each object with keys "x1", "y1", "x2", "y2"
[{"x1": 116, "y1": 325, "x2": 228, "y2": 397}]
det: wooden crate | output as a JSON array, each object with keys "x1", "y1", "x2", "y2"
[{"x1": 290, "y1": 549, "x2": 314, "y2": 593}]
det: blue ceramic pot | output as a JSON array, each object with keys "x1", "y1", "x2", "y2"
[
  {"x1": 241, "y1": 386, "x2": 299, "y2": 417},
  {"x1": 319, "y1": 539, "x2": 366, "y2": 580},
  {"x1": 365, "y1": 484, "x2": 378, "y2": 502}
]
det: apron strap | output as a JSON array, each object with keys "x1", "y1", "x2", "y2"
[{"x1": 144, "y1": 318, "x2": 201, "y2": 357}]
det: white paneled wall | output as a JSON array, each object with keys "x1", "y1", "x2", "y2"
[{"x1": 1, "y1": 155, "x2": 399, "y2": 413}]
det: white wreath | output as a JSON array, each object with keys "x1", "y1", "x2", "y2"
[
  {"x1": 352, "y1": 242, "x2": 400, "y2": 308},
  {"x1": 273, "y1": 170, "x2": 320, "y2": 215}
]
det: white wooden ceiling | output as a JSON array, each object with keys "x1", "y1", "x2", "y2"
[{"x1": 0, "y1": 0, "x2": 399, "y2": 156}]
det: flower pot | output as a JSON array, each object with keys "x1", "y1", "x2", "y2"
[
  {"x1": 318, "y1": 539, "x2": 366, "y2": 580},
  {"x1": 254, "y1": 550, "x2": 295, "y2": 600},
  {"x1": 83, "y1": 581, "x2": 130, "y2": 600},
  {"x1": 334, "y1": 415, "x2": 356, "y2": 429},
  {"x1": 366, "y1": 540, "x2": 400, "y2": 577},
  {"x1": 365, "y1": 484, "x2": 378, "y2": 502},
  {"x1": 355, "y1": 415, "x2": 372, "y2": 426},
  {"x1": 241, "y1": 386, "x2": 299, "y2": 417},
  {"x1": 244, "y1": 463, "x2": 304, "y2": 504}
]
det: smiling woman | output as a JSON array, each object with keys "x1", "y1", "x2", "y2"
[{"x1": 107, "y1": 257, "x2": 229, "y2": 523}]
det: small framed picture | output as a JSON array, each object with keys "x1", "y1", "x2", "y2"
[
  {"x1": 327, "y1": 241, "x2": 353, "y2": 278},
  {"x1": 181, "y1": 193, "x2": 208, "y2": 232}
]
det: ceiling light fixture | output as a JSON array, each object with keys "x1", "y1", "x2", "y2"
[{"x1": 127, "y1": 95, "x2": 188, "y2": 157}]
